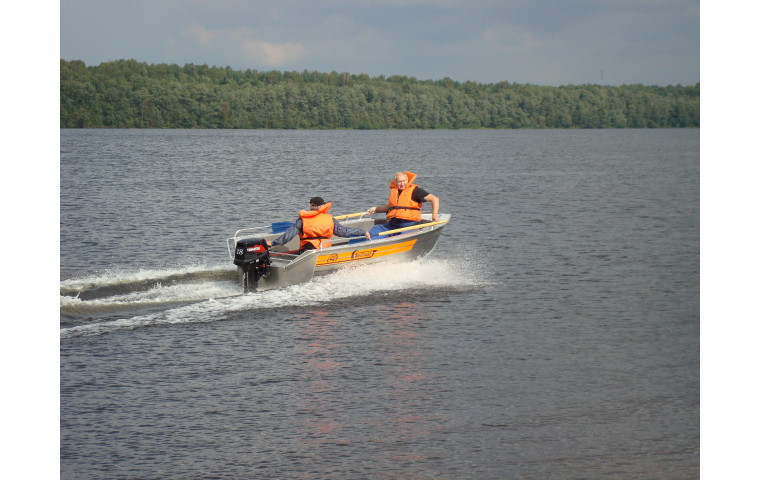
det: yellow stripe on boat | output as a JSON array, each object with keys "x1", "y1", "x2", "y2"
[{"x1": 315, "y1": 239, "x2": 418, "y2": 267}]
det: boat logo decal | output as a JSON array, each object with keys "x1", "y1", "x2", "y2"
[
  {"x1": 314, "y1": 239, "x2": 418, "y2": 267},
  {"x1": 351, "y1": 249, "x2": 378, "y2": 260}
]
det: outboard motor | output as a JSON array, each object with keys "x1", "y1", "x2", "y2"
[{"x1": 233, "y1": 238, "x2": 271, "y2": 292}]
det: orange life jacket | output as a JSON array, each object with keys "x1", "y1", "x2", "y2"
[
  {"x1": 299, "y1": 203, "x2": 334, "y2": 250},
  {"x1": 386, "y1": 171, "x2": 422, "y2": 222}
]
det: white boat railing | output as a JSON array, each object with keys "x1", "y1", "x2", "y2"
[
  {"x1": 226, "y1": 226, "x2": 271, "y2": 260},
  {"x1": 232, "y1": 226, "x2": 271, "y2": 239}
]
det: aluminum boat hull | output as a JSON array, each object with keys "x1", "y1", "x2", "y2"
[{"x1": 228, "y1": 213, "x2": 450, "y2": 291}]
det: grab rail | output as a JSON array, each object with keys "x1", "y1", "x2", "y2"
[
  {"x1": 333, "y1": 211, "x2": 368, "y2": 220},
  {"x1": 377, "y1": 219, "x2": 449, "y2": 236},
  {"x1": 226, "y1": 226, "x2": 266, "y2": 260}
]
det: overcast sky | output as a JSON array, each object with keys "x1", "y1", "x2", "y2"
[{"x1": 60, "y1": 0, "x2": 699, "y2": 86}]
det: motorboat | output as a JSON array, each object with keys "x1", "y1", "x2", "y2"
[{"x1": 227, "y1": 212, "x2": 451, "y2": 292}]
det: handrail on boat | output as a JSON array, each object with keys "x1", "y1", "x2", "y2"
[
  {"x1": 226, "y1": 237, "x2": 237, "y2": 260},
  {"x1": 377, "y1": 219, "x2": 449, "y2": 236},
  {"x1": 233, "y1": 226, "x2": 270, "y2": 238},
  {"x1": 333, "y1": 211, "x2": 368, "y2": 220},
  {"x1": 227, "y1": 226, "x2": 271, "y2": 260}
]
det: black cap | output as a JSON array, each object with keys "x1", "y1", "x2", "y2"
[{"x1": 309, "y1": 196, "x2": 325, "y2": 206}]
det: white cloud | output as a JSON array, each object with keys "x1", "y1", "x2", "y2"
[
  {"x1": 239, "y1": 40, "x2": 306, "y2": 66},
  {"x1": 183, "y1": 24, "x2": 306, "y2": 67},
  {"x1": 183, "y1": 24, "x2": 219, "y2": 46}
]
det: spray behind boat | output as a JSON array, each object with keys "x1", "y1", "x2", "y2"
[{"x1": 233, "y1": 237, "x2": 270, "y2": 292}]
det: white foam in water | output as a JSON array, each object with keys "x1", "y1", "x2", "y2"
[
  {"x1": 59, "y1": 280, "x2": 241, "y2": 312},
  {"x1": 60, "y1": 258, "x2": 488, "y2": 338},
  {"x1": 59, "y1": 262, "x2": 233, "y2": 293}
]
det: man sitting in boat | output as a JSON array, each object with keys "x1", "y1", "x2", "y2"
[
  {"x1": 268, "y1": 197, "x2": 371, "y2": 253},
  {"x1": 365, "y1": 171, "x2": 440, "y2": 239}
]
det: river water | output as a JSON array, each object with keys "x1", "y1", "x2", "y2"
[{"x1": 60, "y1": 128, "x2": 699, "y2": 479}]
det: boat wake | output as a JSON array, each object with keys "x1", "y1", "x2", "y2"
[{"x1": 60, "y1": 257, "x2": 490, "y2": 339}]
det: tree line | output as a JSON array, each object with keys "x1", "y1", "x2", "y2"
[{"x1": 60, "y1": 59, "x2": 699, "y2": 129}]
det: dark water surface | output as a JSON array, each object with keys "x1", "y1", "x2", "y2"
[{"x1": 60, "y1": 129, "x2": 699, "y2": 479}]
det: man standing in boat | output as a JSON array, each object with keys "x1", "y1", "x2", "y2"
[
  {"x1": 268, "y1": 197, "x2": 370, "y2": 253},
  {"x1": 365, "y1": 171, "x2": 440, "y2": 239}
]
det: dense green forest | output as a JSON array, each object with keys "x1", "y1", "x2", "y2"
[{"x1": 61, "y1": 59, "x2": 699, "y2": 129}]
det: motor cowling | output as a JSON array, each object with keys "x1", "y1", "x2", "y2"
[{"x1": 233, "y1": 238, "x2": 270, "y2": 292}]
